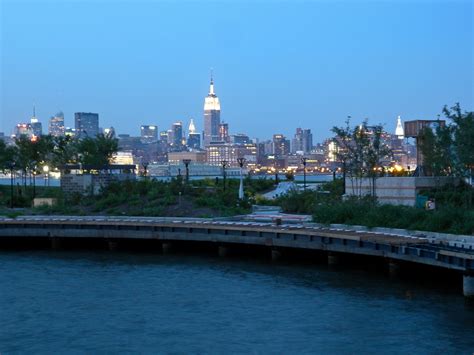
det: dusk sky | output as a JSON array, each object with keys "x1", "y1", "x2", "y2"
[{"x1": 1, "y1": 0, "x2": 473, "y2": 142}]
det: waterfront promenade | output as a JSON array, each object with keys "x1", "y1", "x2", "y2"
[{"x1": 1, "y1": 215, "x2": 474, "y2": 297}]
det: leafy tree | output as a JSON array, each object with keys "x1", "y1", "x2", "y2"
[
  {"x1": 76, "y1": 134, "x2": 118, "y2": 167},
  {"x1": 0, "y1": 140, "x2": 18, "y2": 173},
  {"x1": 419, "y1": 124, "x2": 454, "y2": 176},
  {"x1": 444, "y1": 103, "x2": 474, "y2": 177},
  {"x1": 332, "y1": 120, "x2": 392, "y2": 196}
]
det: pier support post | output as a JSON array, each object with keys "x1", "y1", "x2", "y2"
[
  {"x1": 51, "y1": 237, "x2": 61, "y2": 250},
  {"x1": 162, "y1": 242, "x2": 172, "y2": 254},
  {"x1": 463, "y1": 274, "x2": 474, "y2": 298},
  {"x1": 327, "y1": 253, "x2": 338, "y2": 266},
  {"x1": 388, "y1": 261, "x2": 400, "y2": 277},
  {"x1": 271, "y1": 249, "x2": 282, "y2": 262},
  {"x1": 108, "y1": 241, "x2": 119, "y2": 251},
  {"x1": 218, "y1": 245, "x2": 229, "y2": 257}
]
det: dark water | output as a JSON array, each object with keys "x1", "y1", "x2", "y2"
[{"x1": 1, "y1": 251, "x2": 473, "y2": 353}]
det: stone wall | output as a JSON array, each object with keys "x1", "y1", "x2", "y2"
[
  {"x1": 345, "y1": 176, "x2": 459, "y2": 206},
  {"x1": 61, "y1": 172, "x2": 135, "y2": 196}
]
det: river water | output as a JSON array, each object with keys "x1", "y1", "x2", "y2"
[{"x1": 1, "y1": 251, "x2": 473, "y2": 353}]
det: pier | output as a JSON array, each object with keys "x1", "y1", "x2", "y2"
[{"x1": 1, "y1": 215, "x2": 473, "y2": 297}]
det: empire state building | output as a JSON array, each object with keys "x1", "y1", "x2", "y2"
[{"x1": 203, "y1": 75, "x2": 221, "y2": 146}]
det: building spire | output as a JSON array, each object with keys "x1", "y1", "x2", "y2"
[
  {"x1": 395, "y1": 115, "x2": 404, "y2": 139},
  {"x1": 209, "y1": 68, "x2": 215, "y2": 95},
  {"x1": 188, "y1": 118, "x2": 196, "y2": 134}
]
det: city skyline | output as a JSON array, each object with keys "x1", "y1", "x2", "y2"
[{"x1": 1, "y1": 1, "x2": 472, "y2": 142}]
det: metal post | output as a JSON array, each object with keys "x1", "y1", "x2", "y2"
[
  {"x1": 237, "y1": 158, "x2": 246, "y2": 199},
  {"x1": 221, "y1": 160, "x2": 227, "y2": 192},
  {"x1": 183, "y1": 159, "x2": 191, "y2": 183},
  {"x1": 142, "y1": 162, "x2": 149, "y2": 179},
  {"x1": 33, "y1": 166, "x2": 36, "y2": 199},
  {"x1": 10, "y1": 163, "x2": 15, "y2": 208}
]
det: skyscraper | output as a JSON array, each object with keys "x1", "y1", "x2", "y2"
[
  {"x1": 273, "y1": 134, "x2": 290, "y2": 157},
  {"x1": 30, "y1": 107, "x2": 42, "y2": 137},
  {"x1": 49, "y1": 112, "x2": 65, "y2": 137},
  {"x1": 141, "y1": 125, "x2": 158, "y2": 143},
  {"x1": 187, "y1": 119, "x2": 200, "y2": 149},
  {"x1": 75, "y1": 112, "x2": 99, "y2": 138},
  {"x1": 218, "y1": 122, "x2": 229, "y2": 143},
  {"x1": 292, "y1": 128, "x2": 313, "y2": 154},
  {"x1": 171, "y1": 122, "x2": 183, "y2": 149},
  {"x1": 203, "y1": 74, "x2": 221, "y2": 146}
]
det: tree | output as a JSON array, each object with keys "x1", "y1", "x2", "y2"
[
  {"x1": 419, "y1": 124, "x2": 454, "y2": 176},
  {"x1": 332, "y1": 120, "x2": 392, "y2": 197},
  {"x1": 0, "y1": 140, "x2": 18, "y2": 173},
  {"x1": 444, "y1": 103, "x2": 474, "y2": 178},
  {"x1": 76, "y1": 134, "x2": 118, "y2": 167}
]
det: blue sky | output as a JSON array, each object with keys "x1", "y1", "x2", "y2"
[{"x1": 1, "y1": 0, "x2": 472, "y2": 142}]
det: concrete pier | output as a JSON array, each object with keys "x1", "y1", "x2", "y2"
[
  {"x1": 2, "y1": 215, "x2": 474, "y2": 298},
  {"x1": 218, "y1": 245, "x2": 229, "y2": 257},
  {"x1": 162, "y1": 242, "x2": 172, "y2": 254},
  {"x1": 463, "y1": 275, "x2": 474, "y2": 298},
  {"x1": 271, "y1": 249, "x2": 282, "y2": 261}
]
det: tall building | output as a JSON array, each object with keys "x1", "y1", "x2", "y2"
[
  {"x1": 30, "y1": 107, "x2": 42, "y2": 137},
  {"x1": 395, "y1": 116, "x2": 404, "y2": 139},
  {"x1": 230, "y1": 134, "x2": 251, "y2": 145},
  {"x1": 273, "y1": 134, "x2": 290, "y2": 157},
  {"x1": 160, "y1": 131, "x2": 169, "y2": 144},
  {"x1": 171, "y1": 122, "x2": 183, "y2": 149},
  {"x1": 141, "y1": 125, "x2": 158, "y2": 143},
  {"x1": 203, "y1": 74, "x2": 221, "y2": 146},
  {"x1": 49, "y1": 112, "x2": 65, "y2": 137},
  {"x1": 14, "y1": 123, "x2": 33, "y2": 138},
  {"x1": 218, "y1": 122, "x2": 229, "y2": 143},
  {"x1": 292, "y1": 128, "x2": 313, "y2": 154},
  {"x1": 186, "y1": 118, "x2": 200, "y2": 149},
  {"x1": 74, "y1": 112, "x2": 99, "y2": 138}
]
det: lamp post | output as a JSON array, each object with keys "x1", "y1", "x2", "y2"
[
  {"x1": 221, "y1": 160, "x2": 228, "y2": 192},
  {"x1": 301, "y1": 157, "x2": 308, "y2": 191},
  {"x1": 43, "y1": 165, "x2": 49, "y2": 186},
  {"x1": 142, "y1": 162, "x2": 149, "y2": 179},
  {"x1": 182, "y1": 159, "x2": 191, "y2": 183},
  {"x1": 32, "y1": 164, "x2": 37, "y2": 199},
  {"x1": 237, "y1": 157, "x2": 246, "y2": 200},
  {"x1": 10, "y1": 162, "x2": 15, "y2": 208}
]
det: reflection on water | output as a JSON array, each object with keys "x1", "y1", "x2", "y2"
[{"x1": 0, "y1": 251, "x2": 473, "y2": 353}]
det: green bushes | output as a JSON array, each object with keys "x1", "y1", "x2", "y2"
[{"x1": 312, "y1": 199, "x2": 474, "y2": 235}]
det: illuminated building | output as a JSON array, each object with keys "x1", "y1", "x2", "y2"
[
  {"x1": 272, "y1": 134, "x2": 290, "y2": 157},
  {"x1": 75, "y1": 112, "x2": 99, "y2": 138},
  {"x1": 141, "y1": 125, "x2": 158, "y2": 143},
  {"x1": 218, "y1": 122, "x2": 229, "y2": 143},
  {"x1": 292, "y1": 128, "x2": 312, "y2": 154},
  {"x1": 48, "y1": 112, "x2": 65, "y2": 136},
  {"x1": 14, "y1": 123, "x2": 33, "y2": 138},
  {"x1": 203, "y1": 73, "x2": 221, "y2": 146}
]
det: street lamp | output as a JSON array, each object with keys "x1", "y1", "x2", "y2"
[
  {"x1": 142, "y1": 162, "x2": 149, "y2": 179},
  {"x1": 221, "y1": 160, "x2": 228, "y2": 192},
  {"x1": 43, "y1": 165, "x2": 49, "y2": 186},
  {"x1": 32, "y1": 164, "x2": 37, "y2": 199},
  {"x1": 301, "y1": 157, "x2": 308, "y2": 191},
  {"x1": 182, "y1": 159, "x2": 191, "y2": 183},
  {"x1": 237, "y1": 157, "x2": 246, "y2": 200}
]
